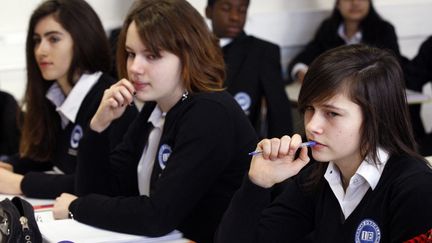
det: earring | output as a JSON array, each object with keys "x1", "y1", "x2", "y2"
[{"x1": 181, "y1": 90, "x2": 189, "y2": 101}]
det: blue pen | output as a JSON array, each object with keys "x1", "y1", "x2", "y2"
[{"x1": 248, "y1": 141, "x2": 317, "y2": 156}]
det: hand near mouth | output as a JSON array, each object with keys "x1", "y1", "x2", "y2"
[{"x1": 90, "y1": 79, "x2": 136, "y2": 133}]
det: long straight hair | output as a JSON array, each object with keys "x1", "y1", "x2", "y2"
[
  {"x1": 298, "y1": 45, "x2": 425, "y2": 184},
  {"x1": 21, "y1": 0, "x2": 111, "y2": 160},
  {"x1": 116, "y1": 0, "x2": 225, "y2": 93}
]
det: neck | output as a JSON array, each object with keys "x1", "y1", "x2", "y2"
[
  {"x1": 344, "y1": 20, "x2": 360, "y2": 39},
  {"x1": 57, "y1": 77, "x2": 72, "y2": 96},
  {"x1": 334, "y1": 155, "x2": 363, "y2": 191}
]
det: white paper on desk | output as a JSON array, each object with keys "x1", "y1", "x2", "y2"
[
  {"x1": 406, "y1": 89, "x2": 432, "y2": 104},
  {"x1": 37, "y1": 216, "x2": 183, "y2": 243}
]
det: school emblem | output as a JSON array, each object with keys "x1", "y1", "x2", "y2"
[
  {"x1": 70, "y1": 125, "x2": 83, "y2": 149},
  {"x1": 158, "y1": 144, "x2": 172, "y2": 170},
  {"x1": 234, "y1": 92, "x2": 251, "y2": 114},
  {"x1": 355, "y1": 219, "x2": 381, "y2": 243}
]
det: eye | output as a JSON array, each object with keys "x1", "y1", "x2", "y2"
[
  {"x1": 326, "y1": 111, "x2": 339, "y2": 118},
  {"x1": 33, "y1": 36, "x2": 41, "y2": 44},
  {"x1": 48, "y1": 35, "x2": 60, "y2": 43},
  {"x1": 146, "y1": 54, "x2": 157, "y2": 60},
  {"x1": 126, "y1": 51, "x2": 135, "y2": 59}
]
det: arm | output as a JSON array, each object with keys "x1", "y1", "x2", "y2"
[
  {"x1": 58, "y1": 100, "x2": 244, "y2": 236},
  {"x1": 287, "y1": 21, "x2": 332, "y2": 81},
  {"x1": 260, "y1": 44, "x2": 293, "y2": 137},
  {"x1": 216, "y1": 135, "x2": 314, "y2": 242}
]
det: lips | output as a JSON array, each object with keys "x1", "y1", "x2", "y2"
[
  {"x1": 132, "y1": 81, "x2": 149, "y2": 91},
  {"x1": 38, "y1": 61, "x2": 52, "y2": 69}
]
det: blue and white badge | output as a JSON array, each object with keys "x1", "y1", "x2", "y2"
[
  {"x1": 234, "y1": 92, "x2": 251, "y2": 113},
  {"x1": 355, "y1": 219, "x2": 381, "y2": 243},
  {"x1": 70, "y1": 125, "x2": 83, "y2": 149},
  {"x1": 158, "y1": 144, "x2": 172, "y2": 170}
]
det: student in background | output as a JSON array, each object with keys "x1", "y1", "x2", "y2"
[
  {"x1": 0, "y1": 0, "x2": 136, "y2": 198},
  {"x1": 288, "y1": 0, "x2": 404, "y2": 83},
  {"x1": 216, "y1": 45, "x2": 432, "y2": 242},
  {"x1": 52, "y1": 1, "x2": 257, "y2": 243},
  {"x1": 205, "y1": 0, "x2": 293, "y2": 138},
  {"x1": 406, "y1": 36, "x2": 432, "y2": 156},
  {"x1": 0, "y1": 90, "x2": 20, "y2": 160}
]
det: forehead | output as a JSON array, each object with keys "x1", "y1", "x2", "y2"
[
  {"x1": 214, "y1": 0, "x2": 249, "y2": 6},
  {"x1": 314, "y1": 93, "x2": 357, "y2": 110},
  {"x1": 34, "y1": 15, "x2": 65, "y2": 34}
]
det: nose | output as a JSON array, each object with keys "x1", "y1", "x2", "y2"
[
  {"x1": 228, "y1": 9, "x2": 241, "y2": 22},
  {"x1": 305, "y1": 112, "x2": 324, "y2": 136},
  {"x1": 128, "y1": 55, "x2": 145, "y2": 75},
  {"x1": 34, "y1": 40, "x2": 48, "y2": 57}
]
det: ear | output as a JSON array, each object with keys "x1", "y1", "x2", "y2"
[{"x1": 205, "y1": 6, "x2": 212, "y2": 19}]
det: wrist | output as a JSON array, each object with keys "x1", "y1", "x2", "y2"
[
  {"x1": 90, "y1": 117, "x2": 109, "y2": 133},
  {"x1": 248, "y1": 172, "x2": 273, "y2": 189}
]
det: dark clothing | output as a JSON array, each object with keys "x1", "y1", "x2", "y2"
[
  {"x1": 405, "y1": 36, "x2": 432, "y2": 156},
  {"x1": 10, "y1": 73, "x2": 137, "y2": 199},
  {"x1": 287, "y1": 18, "x2": 403, "y2": 79},
  {"x1": 70, "y1": 91, "x2": 258, "y2": 243},
  {"x1": 406, "y1": 36, "x2": 432, "y2": 91},
  {"x1": 0, "y1": 91, "x2": 20, "y2": 157},
  {"x1": 223, "y1": 32, "x2": 293, "y2": 138},
  {"x1": 216, "y1": 156, "x2": 432, "y2": 243}
]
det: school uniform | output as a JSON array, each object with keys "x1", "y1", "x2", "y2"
[
  {"x1": 9, "y1": 72, "x2": 137, "y2": 199},
  {"x1": 0, "y1": 90, "x2": 20, "y2": 157},
  {"x1": 223, "y1": 32, "x2": 293, "y2": 138},
  {"x1": 216, "y1": 155, "x2": 432, "y2": 243},
  {"x1": 70, "y1": 91, "x2": 258, "y2": 243},
  {"x1": 287, "y1": 19, "x2": 403, "y2": 81}
]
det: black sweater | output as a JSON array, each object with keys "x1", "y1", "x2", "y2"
[
  {"x1": 223, "y1": 32, "x2": 293, "y2": 138},
  {"x1": 70, "y1": 91, "x2": 258, "y2": 243},
  {"x1": 216, "y1": 156, "x2": 432, "y2": 243},
  {"x1": 13, "y1": 73, "x2": 137, "y2": 199}
]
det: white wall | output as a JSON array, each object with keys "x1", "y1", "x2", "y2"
[{"x1": 1, "y1": 0, "x2": 432, "y2": 130}]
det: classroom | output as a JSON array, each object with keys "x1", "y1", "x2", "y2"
[{"x1": 1, "y1": 0, "x2": 432, "y2": 242}]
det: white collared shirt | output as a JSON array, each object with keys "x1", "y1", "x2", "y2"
[
  {"x1": 137, "y1": 105, "x2": 166, "y2": 196},
  {"x1": 46, "y1": 71, "x2": 102, "y2": 128},
  {"x1": 324, "y1": 148, "x2": 389, "y2": 219},
  {"x1": 219, "y1": 38, "x2": 233, "y2": 48},
  {"x1": 337, "y1": 23, "x2": 363, "y2": 45}
]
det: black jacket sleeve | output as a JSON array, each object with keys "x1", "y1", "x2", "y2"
[
  {"x1": 70, "y1": 100, "x2": 247, "y2": 237},
  {"x1": 20, "y1": 105, "x2": 137, "y2": 199},
  {"x1": 215, "y1": 176, "x2": 315, "y2": 243},
  {"x1": 259, "y1": 42, "x2": 293, "y2": 137}
]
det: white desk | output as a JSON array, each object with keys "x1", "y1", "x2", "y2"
[
  {"x1": 427, "y1": 156, "x2": 432, "y2": 165},
  {"x1": 286, "y1": 83, "x2": 432, "y2": 105}
]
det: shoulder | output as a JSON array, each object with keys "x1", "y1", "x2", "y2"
[
  {"x1": 386, "y1": 155, "x2": 432, "y2": 192},
  {"x1": 187, "y1": 91, "x2": 244, "y2": 115}
]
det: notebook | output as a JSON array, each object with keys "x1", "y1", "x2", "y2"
[{"x1": 35, "y1": 211, "x2": 184, "y2": 243}]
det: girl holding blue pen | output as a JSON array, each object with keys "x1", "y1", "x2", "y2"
[{"x1": 216, "y1": 45, "x2": 432, "y2": 243}]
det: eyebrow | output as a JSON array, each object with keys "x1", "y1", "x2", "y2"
[
  {"x1": 34, "y1": 31, "x2": 64, "y2": 37},
  {"x1": 320, "y1": 104, "x2": 346, "y2": 112}
]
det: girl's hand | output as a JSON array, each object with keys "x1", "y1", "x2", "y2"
[
  {"x1": 53, "y1": 193, "x2": 78, "y2": 219},
  {"x1": 90, "y1": 79, "x2": 135, "y2": 133},
  {"x1": 248, "y1": 134, "x2": 310, "y2": 188},
  {"x1": 0, "y1": 168, "x2": 23, "y2": 194}
]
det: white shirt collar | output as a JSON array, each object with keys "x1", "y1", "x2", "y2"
[
  {"x1": 148, "y1": 105, "x2": 166, "y2": 129},
  {"x1": 337, "y1": 23, "x2": 362, "y2": 45},
  {"x1": 46, "y1": 71, "x2": 102, "y2": 128},
  {"x1": 324, "y1": 148, "x2": 389, "y2": 219},
  {"x1": 219, "y1": 38, "x2": 233, "y2": 47}
]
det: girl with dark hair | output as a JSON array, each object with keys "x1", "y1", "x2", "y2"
[
  {"x1": 0, "y1": 0, "x2": 136, "y2": 198},
  {"x1": 216, "y1": 45, "x2": 432, "y2": 243},
  {"x1": 288, "y1": 0, "x2": 404, "y2": 83},
  {"x1": 51, "y1": 0, "x2": 257, "y2": 242}
]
